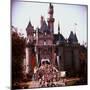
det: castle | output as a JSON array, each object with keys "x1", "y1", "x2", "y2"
[{"x1": 25, "y1": 3, "x2": 80, "y2": 77}]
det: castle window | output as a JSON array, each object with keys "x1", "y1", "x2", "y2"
[{"x1": 44, "y1": 40, "x2": 46, "y2": 45}]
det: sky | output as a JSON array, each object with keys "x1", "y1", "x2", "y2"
[{"x1": 12, "y1": 0, "x2": 88, "y2": 44}]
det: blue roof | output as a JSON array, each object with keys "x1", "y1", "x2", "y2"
[
  {"x1": 54, "y1": 33, "x2": 65, "y2": 43},
  {"x1": 40, "y1": 20, "x2": 49, "y2": 33},
  {"x1": 68, "y1": 31, "x2": 78, "y2": 43}
]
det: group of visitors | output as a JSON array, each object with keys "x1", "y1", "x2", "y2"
[{"x1": 34, "y1": 60, "x2": 60, "y2": 87}]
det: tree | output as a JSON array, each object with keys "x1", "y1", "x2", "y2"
[{"x1": 12, "y1": 29, "x2": 26, "y2": 83}]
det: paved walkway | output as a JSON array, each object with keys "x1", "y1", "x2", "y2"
[{"x1": 13, "y1": 77, "x2": 80, "y2": 88}]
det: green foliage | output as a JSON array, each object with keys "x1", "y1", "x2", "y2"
[{"x1": 12, "y1": 30, "x2": 26, "y2": 82}]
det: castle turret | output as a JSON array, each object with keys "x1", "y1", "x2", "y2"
[
  {"x1": 47, "y1": 3, "x2": 55, "y2": 33},
  {"x1": 26, "y1": 21, "x2": 34, "y2": 44},
  {"x1": 68, "y1": 31, "x2": 78, "y2": 44},
  {"x1": 25, "y1": 21, "x2": 35, "y2": 76}
]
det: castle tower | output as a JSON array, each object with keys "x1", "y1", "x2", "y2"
[
  {"x1": 25, "y1": 21, "x2": 35, "y2": 75},
  {"x1": 47, "y1": 3, "x2": 55, "y2": 33},
  {"x1": 26, "y1": 21, "x2": 34, "y2": 44}
]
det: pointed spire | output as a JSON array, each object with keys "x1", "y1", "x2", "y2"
[
  {"x1": 49, "y1": 3, "x2": 53, "y2": 9},
  {"x1": 48, "y1": 3, "x2": 53, "y2": 14},
  {"x1": 68, "y1": 31, "x2": 78, "y2": 43},
  {"x1": 28, "y1": 21, "x2": 31, "y2": 25},
  {"x1": 26, "y1": 20, "x2": 34, "y2": 35},
  {"x1": 40, "y1": 15, "x2": 44, "y2": 28},
  {"x1": 58, "y1": 22, "x2": 60, "y2": 34},
  {"x1": 27, "y1": 20, "x2": 33, "y2": 29},
  {"x1": 50, "y1": 3, "x2": 52, "y2": 7},
  {"x1": 41, "y1": 15, "x2": 44, "y2": 21},
  {"x1": 41, "y1": 19, "x2": 48, "y2": 32}
]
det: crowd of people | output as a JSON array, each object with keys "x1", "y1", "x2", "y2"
[{"x1": 34, "y1": 60, "x2": 61, "y2": 87}]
